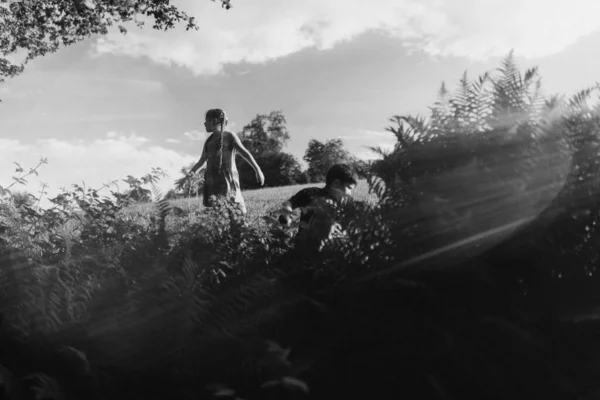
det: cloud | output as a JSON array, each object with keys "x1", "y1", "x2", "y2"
[
  {"x1": 104, "y1": 131, "x2": 149, "y2": 145},
  {"x1": 3, "y1": 47, "x2": 28, "y2": 65},
  {"x1": 182, "y1": 124, "x2": 236, "y2": 143},
  {"x1": 335, "y1": 135, "x2": 356, "y2": 141},
  {"x1": 183, "y1": 130, "x2": 205, "y2": 141},
  {"x1": 92, "y1": 0, "x2": 600, "y2": 75},
  {"x1": 0, "y1": 134, "x2": 196, "y2": 209},
  {"x1": 336, "y1": 129, "x2": 396, "y2": 148},
  {"x1": 166, "y1": 138, "x2": 181, "y2": 144},
  {"x1": 47, "y1": 113, "x2": 168, "y2": 123},
  {"x1": 92, "y1": 76, "x2": 165, "y2": 94},
  {"x1": 365, "y1": 130, "x2": 394, "y2": 139},
  {"x1": 0, "y1": 86, "x2": 45, "y2": 101},
  {"x1": 415, "y1": 0, "x2": 600, "y2": 60},
  {"x1": 355, "y1": 151, "x2": 380, "y2": 161}
]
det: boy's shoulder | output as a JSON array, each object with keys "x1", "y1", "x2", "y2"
[
  {"x1": 290, "y1": 186, "x2": 334, "y2": 206},
  {"x1": 293, "y1": 186, "x2": 327, "y2": 198}
]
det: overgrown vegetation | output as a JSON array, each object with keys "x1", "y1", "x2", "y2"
[{"x1": 3, "y1": 52, "x2": 600, "y2": 399}]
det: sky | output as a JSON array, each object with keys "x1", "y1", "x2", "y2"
[{"x1": 1, "y1": 0, "x2": 600, "y2": 207}]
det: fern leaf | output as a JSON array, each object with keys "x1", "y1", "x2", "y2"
[
  {"x1": 280, "y1": 376, "x2": 310, "y2": 393},
  {"x1": 261, "y1": 376, "x2": 309, "y2": 393},
  {"x1": 523, "y1": 66, "x2": 538, "y2": 86},
  {"x1": 25, "y1": 373, "x2": 64, "y2": 400},
  {"x1": 151, "y1": 183, "x2": 171, "y2": 221},
  {"x1": 59, "y1": 346, "x2": 91, "y2": 375},
  {"x1": 0, "y1": 363, "x2": 17, "y2": 399}
]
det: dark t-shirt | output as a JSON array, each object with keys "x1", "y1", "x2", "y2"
[{"x1": 289, "y1": 187, "x2": 337, "y2": 237}]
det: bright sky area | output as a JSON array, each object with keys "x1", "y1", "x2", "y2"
[{"x1": 1, "y1": 0, "x2": 600, "y2": 206}]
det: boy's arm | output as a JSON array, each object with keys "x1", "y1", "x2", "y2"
[
  {"x1": 278, "y1": 200, "x2": 294, "y2": 215},
  {"x1": 277, "y1": 200, "x2": 294, "y2": 224},
  {"x1": 276, "y1": 195, "x2": 298, "y2": 221},
  {"x1": 276, "y1": 189, "x2": 313, "y2": 224},
  {"x1": 286, "y1": 189, "x2": 314, "y2": 211}
]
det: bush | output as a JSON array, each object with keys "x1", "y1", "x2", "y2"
[{"x1": 237, "y1": 151, "x2": 305, "y2": 189}]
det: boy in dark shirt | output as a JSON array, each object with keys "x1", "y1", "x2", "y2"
[{"x1": 277, "y1": 164, "x2": 358, "y2": 247}]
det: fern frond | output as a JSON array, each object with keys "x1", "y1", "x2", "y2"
[
  {"x1": 151, "y1": 183, "x2": 171, "y2": 221},
  {"x1": 528, "y1": 80, "x2": 546, "y2": 129},
  {"x1": 453, "y1": 70, "x2": 470, "y2": 118},
  {"x1": 148, "y1": 182, "x2": 171, "y2": 252},
  {"x1": 523, "y1": 66, "x2": 539, "y2": 86},
  {"x1": 0, "y1": 363, "x2": 18, "y2": 399},
  {"x1": 399, "y1": 115, "x2": 430, "y2": 143},
  {"x1": 386, "y1": 116, "x2": 412, "y2": 148},
  {"x1": 497, "y1": 49, "x2": 519, "y2": 84},
  {"x1": 568, "y1": 86, "x2": 598, "y2": 111},
  {"x1": 59, "y1": 346, "x2": 91, "y2": 375},
  {"x1": 365, "y1": 146, "x2": 392, "y2": 158},
  {"x1": 438, "y1": 81, "x2": 448, "y2": 100},
  {"x1": 25, "y1": 373, "x2": 64, "y2": 400},
  {"x1": 190, "y1": 272, "x2": 282, "y2": 343}
]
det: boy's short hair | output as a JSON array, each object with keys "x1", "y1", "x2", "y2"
[{"x1": 326, "y1": 163, "x2": 358, "y2": 186}]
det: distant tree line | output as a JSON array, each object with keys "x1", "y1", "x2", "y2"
[{"x1": 10, "y1": 111, "x2": 374, "y2": 203}]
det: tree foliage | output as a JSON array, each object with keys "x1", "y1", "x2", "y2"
[
  {"x1": 238, "y1": 110, "x2": 291, "y2": 156},
  {"x1": 236, "y1": 110, "x2": 305, "y2": 189},
  {"x1": 0, "y1": 0, "x2": 233, "y2": 92},
  {"x1": 303, "y1": 138, "x2": 354, "y2": 182},
  {"x1": 163, "y1": 188, "x2": 181, "y2": 200},
  {"x1": 238, "y1": 151, "x2": 306, "y2": 190}
]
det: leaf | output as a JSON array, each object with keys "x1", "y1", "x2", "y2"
[
  {"x1": 265, "y1": 340, "x2": 292, "y2": 366},
  {"x1": 262, "y1": 215, "x2": 279, "y2": 224},
  {"x1": 59, "y1": 346, "x2": 91, "y2": 374},
  {"x1": 261, "y1": 377, "x2": 310, "y2": 393},
  {"x1": 280, "y1": 376, "x2": 309, "y2": 393},
  {"x1": 12, "y1": 176, "x2": 27, "y2": 185},
  {"x1": 214, "y1": 387, "x2": 235, "y2": 397},
  {"x1": 25, "y1": 373, "x2": 64, "y2": 400},
  {"x1": 0, "y1": 363, "x2": 17, "y2": 398},
  {"x1": 83, "y1": 0, "x2": 97, "y2": 9}
]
